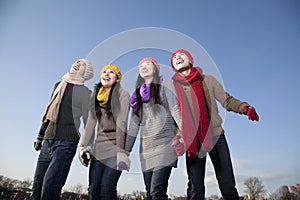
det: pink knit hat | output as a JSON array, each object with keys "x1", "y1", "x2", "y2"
[
  {"x1": 170, "y1": 49, "x2": 194, "y2": 70},
  {"x1": 139, "y1": 58, "x2": 160, "y2": 72}
]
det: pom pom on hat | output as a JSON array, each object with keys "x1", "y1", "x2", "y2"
[
  {"x1": 79, "y1": 58, "x2": 94, "y2": 81},
  {"x1": 170, "y1": 49, "x2": 194, "y2": 70},
  {"x1": 100, "y1": 64, "x2": 122, "y2": 80},
  {"x1": 139, "y1": 58, "x2": 160, "y2": 72}
]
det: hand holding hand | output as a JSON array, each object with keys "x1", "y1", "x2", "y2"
[
  {"x1": 118, "y1": 162, "x2": 128, "y2": 171},
  {"x1": 172, "y1": 135, "x2": 185, "y2": 156},
  {"x1": 117, "y1": 152, "x2": 131, "y2": 171},
  {"x1": 79, "y1": 146, "x2": 92, "y2": 167},
  {"x1": 243, "y1": 106, "x2": 259, "y2": 121}
]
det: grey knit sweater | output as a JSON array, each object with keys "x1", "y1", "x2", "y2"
[
  {"x1": 125, "y1": 79, "x2": 181, "y2": 171},
  {"x1": 42, "y1": 83, "x2": 91, "y2": 143}
]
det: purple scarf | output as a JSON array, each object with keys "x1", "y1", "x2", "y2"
[
  {"x1": 130, "y1": 77, "x2": 163, "y2": 108},
  {"x1": 129, "y1": 83, "x2": 151, "y2": 108}
]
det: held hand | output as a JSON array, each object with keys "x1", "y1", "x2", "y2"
[
  {"x1": 81, "y1": 152, "x2": 90, "y2": 167},
  {"x1": 117, "y1": 152, "x2": 131, "y2": 171},
  {"x1": 117, "y1": 161, "x2": 128, "y2": 171},
  {"x1": 33, "y1": 137, "x2": 43, "y2": 151},
  {"x1": 172, "y1": 135, "x2": 185, "y2": 156},
  {"x1": 243, "y1": 106, "x2": 259, "y2": 121},
  {"x1": 79, "y1": 146, "x2": 91, "y2": 167}
]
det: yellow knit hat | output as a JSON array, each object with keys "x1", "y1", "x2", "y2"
[{"x1": 100, "y1": 64, "x2": 122, "y2": 80}]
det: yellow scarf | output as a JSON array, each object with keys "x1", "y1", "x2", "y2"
[{"x1": 97, "y1": 87, "x2": 111, "y2": 107}]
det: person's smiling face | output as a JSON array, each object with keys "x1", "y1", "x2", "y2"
[
  {"x1": 100, "y1": 68, "x2": 118, "y2": 88},
  {"x1": 70, "y1": 60, "x2": 86, "y2": 77},
  {"x1": 172, "y1": 52, "x2": 191, "y2": 71},
  {"x1": 138, "y1": 61, "x2": 155, "y2": 81}
]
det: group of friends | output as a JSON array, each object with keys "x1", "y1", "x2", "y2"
[{"x1": 31, "y1": 49, "x2": 259, "y2": 200}]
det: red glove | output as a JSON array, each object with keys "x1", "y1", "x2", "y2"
[
  {"x1": 243, "y1": 106, "x2": 259, "y2": 121},
  {"x1": 172, "y1": 135, "x2": 185, "y2": 156}
]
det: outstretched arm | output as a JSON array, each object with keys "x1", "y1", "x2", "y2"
[{"x1": 209, "y1": 75, "x2": 259, "y2": 121}]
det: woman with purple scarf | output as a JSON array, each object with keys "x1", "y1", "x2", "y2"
[{"x1": 125, "y1": 58, "x2": 182, "y2": 200}]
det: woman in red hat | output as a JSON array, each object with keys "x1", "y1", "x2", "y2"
[
  {"x1": 125, "y1": 58, "x2": 182, "y2": 200},
  {"x1": 170, "y1": 49, "x2": 259, "y2": 200}
]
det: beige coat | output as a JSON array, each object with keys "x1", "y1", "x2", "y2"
[
  {"x1": 187, "y1": 74, "x2": 250, "y2": 136},
  {"x1": 80, "y1": 88, "x2": 130, "y2": 161}
]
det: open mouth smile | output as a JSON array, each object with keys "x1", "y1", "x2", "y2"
[
  {"x1": 103, "y1": 77, "x2": 111, "y2": 81},
  {"x1": 73, "y1": 65, "x2": 80, "y2": 71},
  {"x1": 176, "y1": 59, "x2": 184, "y2": 65}
]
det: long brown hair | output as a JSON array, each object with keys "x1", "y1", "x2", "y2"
[
  {"x1": 132, "y1": 66, "x2": 162, "y2": 117},
  {"x1": 94, "y1": 81, "x2": 121, "y2": 121}
]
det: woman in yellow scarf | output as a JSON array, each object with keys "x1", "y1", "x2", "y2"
[{"x1": 79, "y1": 64, "x2": 130, "y2": 200}]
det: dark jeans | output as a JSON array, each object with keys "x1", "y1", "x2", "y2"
[
  {"x1": 143, "y1": 166, "x2": 172, "y2": 200},
  {"x1": 88, "y1": 158, "x2": 122, "y2": 200},
  {"x1": 186, "y1": 134, "x2": 239, "y2": 200},
  {"x1": 32, "y1": 139, "x2": 77, "y2": 200}
]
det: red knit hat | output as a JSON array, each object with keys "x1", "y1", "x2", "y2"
[
  {"x1": 171, "y1": 49, "x2": 194, "y2": 70},
  {"x1": 139, "y1": 58, "x2": 160, "y2": 72}
]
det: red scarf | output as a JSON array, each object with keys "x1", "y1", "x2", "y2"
[{"x1": 172, "y1": 67, "x2": 213, "y2": 157}]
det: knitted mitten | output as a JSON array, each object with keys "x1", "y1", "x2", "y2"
[
  {"x1": 172, "y1": 135, "x2": 185, "y2": 156},
  {"x1": 117, "y1": 152, "x2": 131, "y2": 171},
  {"x1": 33, "y1": 135, "x2": 44, "y2": 151},
  {"x1": 243, "y1": 106, "x2": 259, "y2": 121},
  {"x1": 79, "y1": 146, "x2": 93, "y2": 167}
]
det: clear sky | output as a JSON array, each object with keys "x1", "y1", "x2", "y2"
[{"x1": 0, "y1": 0, "x2": 299, "y2": 197}]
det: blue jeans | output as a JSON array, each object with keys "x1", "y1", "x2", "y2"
[
  {"x1": 143, "y1": 166, "x2": 172, "y2": 200},
  {"x1": 88, "y1": 158, "x2": 122, "y2": 200},
  {"x1": 186, "y1": 134, "x2": 239, "y2": 200},
  {"x1": 32, "y1": 139, "x2": 77, "y2": 200}
]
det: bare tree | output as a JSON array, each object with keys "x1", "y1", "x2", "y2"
[
  {"x1": 72, "y1": 184, "x2": 84, "y2": 194},
  {"x1": 22, "y1": 178, "x2": 33, "y2": 188},
  {"x1": 8, "y1": 178, "x2": 18, "y2": 190},
  {"x1": 0, "y1": 176, "x2": 12, "y2": 188},
  {"x1": 244, "y1": 177, "x2": 265, "y2": 200},
  {"x1": 269, "y1": 185, "x2": 300, "y2": 200},
  {"x1": 207, "y1": 194, "x2": 219, "y2": 200},
  {"x1": 64, "y1": 183, "x2": 88, "y2": 196},
  {"x1": 131, "y1": 190, "x2": 145, "y2": 200}
]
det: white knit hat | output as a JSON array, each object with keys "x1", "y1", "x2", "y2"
[{"x1": 79, "y1": 58, "x2": 94, "y2": 81}]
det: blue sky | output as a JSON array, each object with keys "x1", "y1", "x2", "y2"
[{"x1": 0, "y1": 0, "x2": 299, "y2": 197}]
